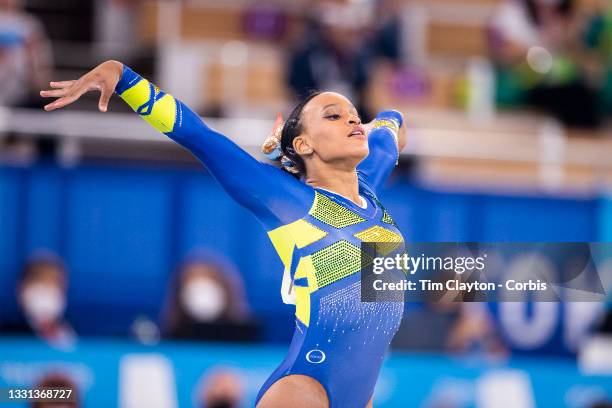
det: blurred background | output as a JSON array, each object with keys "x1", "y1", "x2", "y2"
[{"x1": 1, "y1": 0, "x2": 612, "y2": 406}]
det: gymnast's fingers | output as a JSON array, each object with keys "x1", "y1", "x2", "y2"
[
  {"x1": 43, "y1": 87, "x2": 87, "y2": 111},
  {"x1": 40, "y1": 88, "x2": 70, "y2": 98},
  {"x1": 49, "y1": 80, "x2": 76, "y2": 89}
]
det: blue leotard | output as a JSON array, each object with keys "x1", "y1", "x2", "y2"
[{"x1": 116, "y1": 65, "x2": 406, "y2": 408}]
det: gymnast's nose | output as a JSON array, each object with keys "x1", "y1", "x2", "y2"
[{"x1": 348, "y1": 114, "x2": 361, "y2": 125}]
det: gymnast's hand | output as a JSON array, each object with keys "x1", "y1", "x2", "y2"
[
  {"x1": 40, "y1": 60, "x2": 123, "y2": 112},
  {"x1": 364, "y1": 112, "x2": 407, "y2": 152}
]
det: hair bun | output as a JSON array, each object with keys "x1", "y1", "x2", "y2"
[{"x1": 262, "y1": 113, "x2": 284, "y2": 160}]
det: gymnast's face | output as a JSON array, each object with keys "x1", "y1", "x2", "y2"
[{"x1": 295, "y1": 92, "x2": 368, "y2": 168}]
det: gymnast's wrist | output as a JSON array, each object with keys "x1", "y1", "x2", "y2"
[
  {"x1": 375, "y1": 110, "x2": 403, "y2": 128},
  {"x1": 114, "y1": 63, "x2": 140, "y2": 95},
  {"x1": 371, "y1": 110, "x2": 402, "y2": 140}
]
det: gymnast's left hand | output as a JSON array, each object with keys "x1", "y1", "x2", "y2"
[{"x1": 40, "y1": 60, "x2": 123, "y2": 112}]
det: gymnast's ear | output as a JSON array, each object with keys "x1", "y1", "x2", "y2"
[{"x1": 293, "y1": 135, "x2": 313, "y2": 156}]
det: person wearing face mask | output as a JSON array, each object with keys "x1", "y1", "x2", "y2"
[
  {"x1": 1, "y1": 251, "x2": 76, "y2": 348},
  {"x1": 163, "y1": 250, "x2": 260, "y2": 342},
  {"x1": 31, "y1": 372, "x2": 80, "y2": 408},
  {"x1": 195, "y1": 367, "x2": 244, "y2": 408}
]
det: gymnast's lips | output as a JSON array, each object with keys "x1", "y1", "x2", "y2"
[{"x1": 348, "y1": 126, "x2": 366, "y2": 140}]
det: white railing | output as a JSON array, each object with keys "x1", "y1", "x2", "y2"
[
  {"x1": 0, "y1": 106, "x2": 592, "y2": 162},
  {"x1": 1, "y1": 107, "x2": 611, "y2": 192}
]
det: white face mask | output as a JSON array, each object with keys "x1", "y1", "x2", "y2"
[
  {"x1": 21, "y1": 283, "x2": 66, "y2": 324},
  {"x1": 181, "y1": 279, "x2": 227, "y2": 322}
]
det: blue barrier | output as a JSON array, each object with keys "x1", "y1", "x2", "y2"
[
  {"x1": 0, "y1": 163, "x2": 604, "y2": 340},
  {"x1": 0, "y1": 338, "x2": 609, "y2": 407},
  {"x1": 601, "y1": 197, "x2": 612, "y2": 241}
]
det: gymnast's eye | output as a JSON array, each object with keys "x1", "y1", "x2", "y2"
[{"x1": 325, "y1": 114, "x2": 341, "y2": 120}]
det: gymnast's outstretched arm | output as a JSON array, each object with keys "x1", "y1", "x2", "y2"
[{"x1": 41, "y1": 60, "x2": 313, "y2": 229}]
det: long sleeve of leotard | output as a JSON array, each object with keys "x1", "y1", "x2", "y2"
[
  {"x1": 357, "y1": 110, "x2": 403, "y2": 193},
  {"x1": 114, "y1": 64, "x2": 313, "y2": 229}
]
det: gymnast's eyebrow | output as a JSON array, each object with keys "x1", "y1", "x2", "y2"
[
  {"x1": 321, "y1": 103, "x2": 339, "y2": 111},
  {"x1": 321, "y1": 103, "x2": 358, "y2": 116}
]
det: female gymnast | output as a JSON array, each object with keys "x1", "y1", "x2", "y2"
[{"x1": 41, "y1": 60, "x2": 407, "y2": 408}]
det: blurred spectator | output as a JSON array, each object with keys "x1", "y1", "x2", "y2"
[
  {"x1": 0, "y1": 0, "x2": 52, "y2": 108},
  {"x1": 0, "y1": 133, "x2": 36, "y2": 164},
  {"x1": 446, "y1": 303, "x2": 507, "y2": 356},
  {"x1": 95, "y1": 0, "x2": 141, "y2": 54},
  {"x1": 195, "y1": 367, "x2": 244, "y2": 408},
  {"x1": 448, "y1": 301, "x2": 603, "y2": 357},
  {"x1": 583, "y1": 1, "x2": 612, "y2": 117},
  {"x1": 594, "y1": 273, "x2": 612, "y2": 333},
  {"x1": 163, "y1": 250, "x2": 260, "y2": 342},
  {"x1": 31, "y1": 372, "x2": 80, "y2": 408},
  {"x1": 242, "y1": 2, "x2": 287, "y2": 42},
  {"x1": 596, "y1": 306, "x2": 612, "y2": 333},
  {"x1": 392, "y1": 304, "x2": 462, "y2": 352},
  {"x1": 368, "y1": 0, "x2": 403, "y2": 65},
  {"x1": 286, "y1": 2, "x2": 374, "y2": 120},
  {"x1": 0, "y1": 250, "x2": 76, "y2": 348},
  {"x1": 489, "y1": 0, "x2": 603, "y2": 128}
]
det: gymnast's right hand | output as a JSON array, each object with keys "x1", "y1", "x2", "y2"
[{"x1": 40, "y1": 60, "x2": 123, "y2": 113}]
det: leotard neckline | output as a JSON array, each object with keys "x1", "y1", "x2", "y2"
[
  {"x1": 313, "y1": 186, "x2": 378, "y2": 219},
  {"x1": 314, "y1": 187, "x2": 367, "y2": 209}
]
